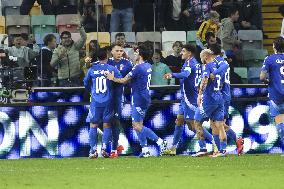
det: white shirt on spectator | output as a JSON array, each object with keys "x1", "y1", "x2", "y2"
[{"x1": 172, "y1": 0, "x2": 181, "y2": 21}]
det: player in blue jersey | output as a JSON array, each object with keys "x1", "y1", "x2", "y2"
[
  {"x1": 209, "y1": 44, "x2": 244, "y2": 156},
  {"x1": 162, "y1": 44, "x2": 214, "y2": 155},
  {"x1": 105, "y1": 44, "x2": 167, "y2": 158},
  {"x1": 107, "y1": 44, "x2": 133, "y2": 158},
  {"x1": 260, "y1": 37, "x2": 284, "y2": 156},
  {"x1": 84, "y1": 47, "x2": 121, "y2": 159},
  {"x1": 193, "y1": 49, "x2": 227, "y2": 157}
]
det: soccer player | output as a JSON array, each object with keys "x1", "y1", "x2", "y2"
[
  {"x1": 260, "y1": 37, "x2": 284, "y2": 156},
  {"x1": 163, "y1": 44, "x2": 214, "y2": 155},
  {"x1": 209, "y1": 43, "x2": 244, "y2": 156},
  {"x1": 107, "y1": 43, "x2": 133, "y2": 158},
  {"x1": 105, "y1": 44, "x2": 167, "y2": 158},
  {"x1": 84, "y1": 47, "x2": 121, "y2": 159},
  {"x1": 193, "y1": 49, "x2": 227, "y2": 157}
]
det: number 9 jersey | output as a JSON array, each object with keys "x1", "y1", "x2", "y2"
[
  {"x1": 262, "y1": 54, "x2": 284, "y2": 105},
  {"x1": 83, "y1": 62, "x2": 122, "y2": 107}
]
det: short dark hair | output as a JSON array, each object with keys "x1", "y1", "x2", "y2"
[
  {"x1": 138, "y1": 43, "x2": 153, "y2": 61},
  {"x1": 172, "y1": 41, "x2": 183, "y2": 48},
  {"x1": 97, "y1": 47, "x2": 108, "y2": 60},
  {"x1": 60, "y1": 31, "x2": 71, "y2": 39},
  {"x1": 115, "y1": 33, "x2": 125, "y2": 39},
  {"x1": 182, "y1": 44, "x2": 196, "y2": 55},
  {"x1": 279, "y1": 4, "x2": 284, "y2": 17},
  {"x1": 43, "y1": 34, "x2": 56, "y2": 46},
  {"x1": 209, "y1": 43, "x2": 222, "y2": 55},
  {"x1": 21, "y1": 33, "x2": 29, "y2": 41},
  {"x1": 229, "y1": 6, "x2": 239, "y2": 17},
  {"x1": 273, "y1": 37, "x2": 284, "y2": 53},
  {"x1": 154, "y1": 49, "x2": 162, "y2": 57},
  {"x1": 205, "y1": 32, "x2": 215, "y2": 42},
  {"x1": 111, "y1": 42, "x2": 123, "y2": 50}
]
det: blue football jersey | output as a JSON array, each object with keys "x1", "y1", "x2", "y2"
[
  {"x1": 108, "y1": 57, "x2": 133, "y2": 104},
  {"x1": 202, "y1": 61, "x2": 223, "y2": 105},
  {"x1": 84, "y1": 62, "x2": 121, "y2": 107},
  {"x1": 173, "y1": 57, "x2": 201, "y2": 107},
  {"x1": 213, "y1": 56, "x2": 231, "y2": 102},
  {"x1": 127, "y1": 62, "x2": 152, "y2": 108},
  {"x1": 261, "y1": 54, "x2": 284, "y2": 104}
]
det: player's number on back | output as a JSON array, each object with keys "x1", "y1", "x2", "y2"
[
  {"x1": 280, "y1": 66, "x2": 284, "y2": 84},
  {"x1": 96, "y1": 76, "x2": 107, "y2": 93},
  {"x1": 147, "y1": 74, "x2": 151, "y2": 90},
  {"x1": 214, "y1": 75, "x2": 221, "y2": 91},
  {"x1": 195, "y1": 68, "x2": 202, "y2": 87}
]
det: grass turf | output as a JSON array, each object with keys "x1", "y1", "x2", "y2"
[{"x1": 0, "y1": 154, "x2": 283, "y2": 189}]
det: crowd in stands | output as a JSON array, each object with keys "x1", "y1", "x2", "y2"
[{"x1": 0, "y1": 0, "x2": 281, "y2": 88}]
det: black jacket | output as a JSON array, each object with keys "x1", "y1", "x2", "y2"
[
  {"x1": 160, "y1": 0, "x2": 189, "y2": 27},
  {"x1": 111, "y1": 0, "x2": 133, "y2": 9}
]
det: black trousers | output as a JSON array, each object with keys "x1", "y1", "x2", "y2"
[{"x1": 20, "y1": 0, "x2": 54, "y2": 15}]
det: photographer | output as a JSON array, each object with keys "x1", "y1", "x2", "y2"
[{"x1": 50, "y1": 17, "x2": 87, "y2": 87}]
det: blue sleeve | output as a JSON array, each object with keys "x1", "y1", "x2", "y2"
[
  {"x1": 127, "y1": 65, "x2": 139, "y2": 79},
  {"x1": 121, "y1": 61, "x2": 133, "y2": 77},
  {"x1": 261, "y1": 56, "x2": 270, "y2": 73},
  {"x1": 213, "y1": 61, "x2": 229, "y2": 75},
  {"x1": 83, "y1": 68, "x2": 92, "y2": 91},
  {"x1": 172, "y1": 65, "x2": 191, "y2": 79}
]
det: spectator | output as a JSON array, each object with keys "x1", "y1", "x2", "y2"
[
  {"x1": 188, "y1": 0, "x2": 212, "y2": 30},
  {"x1": 88, "y1": 40, "x2": 100, "y2": 61},
  {"x1": 0, "y1": 34, "x2": 39, "y2": 68},
  {"x1": 280, "y1": 4, "x2": 284, "y2": 37},
  {"x1": 37, "y1": 34, "x2": 57, "y2": 87},
  {"x1": 212, "y1": 0, "x2": 229, "y2": 20},
  {"x1": 160, "y1": 0, "x2": 190, "y2": 31},
  {"x1": 115, "y1": 33, "x2": 135, "y2": 61},
  {"x1": 164, "y1": 41, "x2": 184, "y2": 78},
  {"x1": 151, "y1": 49, "x2": 174, "y2": 85},
  {"x1": 205, "y1": 32, "x2": 226, "y2": 58},
  {"x1": 20, "y1": 0, "x2": 53, "y2": 15},
  {"x1": 237, "y1": 0, "x2": 259, "y2": 30},
  {"x1": 110, "y1": 0, "x2": 133, "y2": 32},
  {"x1": 134, "y1": 0, "x2": 156, "y2": 31},
  {"x1": 79, "y1": 0, "x2": 106, "y2": 32},
  {"x1": 220, "y1": 6, "x2": 240, "y2": 51},
  {"x1": 51, "y1": 20, "x2": 87, "y2": 87},
  {"x1": 196, "y1": 11, "x2": 220, "y2": 49}
]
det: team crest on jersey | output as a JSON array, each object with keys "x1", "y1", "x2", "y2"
[{"x1": 120, "y1": 64, "x2": 124, "y2": 71}]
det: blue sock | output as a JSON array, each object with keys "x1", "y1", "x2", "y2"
[
  {"x1": 89, "y1": 127, "x2": 97, "y2": 153},
  {"x1": 227, "y1": 128, "x2": 237, "y2": 143},
  {"x1": 173, "y1": 125, "x2": 183, "y2": 146},
  {"x1": 136, "y1": 130, "x2": 147, "y2": 147},
  {"x1": 198, "y1": 140, "x2": 206, "y2": 149},
  {"x1": 141, "y1": 126, "x2": 159, "y2": 142},
  {"x1": 213, "y1": 135, "x2": 220, "y2": 151},
  {"x1": 220, "y1": 141, "x2": 227, "y2": 151},
  {"x1": 111, "y1": 125, "x2": 120, "y2": 151},
  {"x1": 276, "y1": 123, "x2": 284, "y2": 147},
  {"x1": 203, "y1": 128, "x2": 213, "y2": 143},
  {"x1": 102, "y1": 128, "x2": 111, "y2": 149}
]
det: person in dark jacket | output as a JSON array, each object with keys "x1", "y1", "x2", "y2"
[{"x1": 37, "y1": 34, "x2": 57, "y2": 87}]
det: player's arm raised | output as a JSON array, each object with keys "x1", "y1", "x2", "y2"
[{"x1": 164, "y1": 66, "x2": 191, "y2": 79}]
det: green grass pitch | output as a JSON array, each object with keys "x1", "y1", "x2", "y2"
[{"x1": 0, "y1": 154, "x2": 283, "y2": 189}]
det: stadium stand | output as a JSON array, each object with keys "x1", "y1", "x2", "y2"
[
  {"x1": 1, "y1": 0, "x2": 21, "y2": 16},
  {"x1": 86, "y1": 32, "x2": 111, "y2": 55},
  {"x1": 52, "y1": 0, "x2": 78, "y2": 15},
  {"x1": 136, "y1": 32, "x2": 162, "y2": 50},
  {"x1": 29, "y1": 1, "x2": 42, "y2": 16},
  {"x1": 238, "y1": 30, "x2": 263, "y2": 49},
  {"x1": 35, "y1": 33, "x2": 60, "y2": 47},
  {"x1": 31, "y1": 15, "x2": 56, "y2": 35},
  {"x1": 0, "y1": 16, "x2": 5, "y2": 34},
  {"x1": 56, "y1": 14, "x2": 81, "y2": 33},
  {"x1": 6, "y1": 15, "x2": 30, "y2": 35},
  {"x1": 187, "y1": 31, "x2": 198, "y2": 45},
  {"x1": 110, "y1": 32, "x2": 136, "y2": 45},
  {"x1": 162, "y1": 31, "x2": 187, "y2": 52}
]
